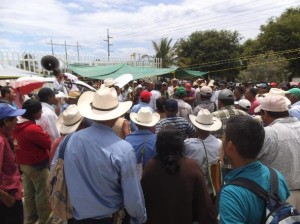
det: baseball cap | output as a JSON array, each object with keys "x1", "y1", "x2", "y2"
[
  {"x1": 140, "y1": 90, "x2": 152, "y2": 101},
  {"x1": 200, "y1": 86, "x2": 212, "y2": 96},
  {"x1": 270, "y1": 82, "x2": 277, "y2": 87},
  {"x1": 238, "y1": 99, "x2": 251, "y2": 110},
  {"x1": 0, "y1": 103, "x2": 26, "y2": 120},
  {"x1": 257, "y1": 83, "x2": 268, "y2": 88},
  {"x1": 219, "y1": 80, "x2": 227, "y2": 86},
  {"x1": 164, "y1": 99, "x2": 178, "y2": 112},
  {"x1": 254, "y1": 95, "x2": 290, "y2": 113},
  {"x1": 175, "y1": 86, "x2": 187, "y2": 97},
  {"x1": 286, "y1": 88, "x2": 300, "y2": 98},
  {"x1": 218, "y1": 89, "x2": 234, "y2": 100}
]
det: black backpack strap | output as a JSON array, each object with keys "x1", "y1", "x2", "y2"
[
  {"x1": 58, "y1": 133, "x2": 73, "y2": 160},
  {"x1": 268, "y1": 167, "x2": 281, "y2": 201},
  {"x1": 229, "y1": 178, "x2": 270, "y2": 202}
]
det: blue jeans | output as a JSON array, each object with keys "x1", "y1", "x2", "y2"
[{"x1": 20, "y1": 164, "x2": 51, "y2": 224}]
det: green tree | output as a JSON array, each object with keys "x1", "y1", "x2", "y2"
[
  {"x1": 175, "y1": 30, "x2": 242, "y2": 80},
  {"x1": 237, "y1": 51, "x2": 289, "y2": 83},
  {"x1": 257, "y1": 7, "x2": 300, "y2": 77},
  {"x1": 152, "y1": 37, "x2": 176, "y2": 68}
]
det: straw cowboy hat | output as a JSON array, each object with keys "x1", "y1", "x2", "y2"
[
  {"x1": 130, "y1": 107, "x2": 160, "y2": 127},
  {"x1": 77, "y1": 81, "x2": 132, "y2": 121},
  {"x1": 56, "y1": 104, "x2": 84, "y2": 135},
  {"x1": 67, "y1": 90, "x2": 81, "y2": 99},
  {"x1": 189, "y1": 108, "x2": 222, "y2": 132}
]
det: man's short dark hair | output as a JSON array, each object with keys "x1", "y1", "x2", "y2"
[
  {"x1": 225, "y1": 115, "x2": 265, "y2": 159},
  {"x1": 248, "y1": 87, "x2": 257, "y2": 97},
  {"x1": 219, "y1": 98, "x2": 234, "y2": 106},
  {"x1": 22, "y1": 99, "x2": 42, "y2": 120},
  {"x1": 53, "y1": 69, "x2": 62, "y2": 77},
  {"x1": 37, "y1": 88, "x2": 55, "y2": 103},
  {"x1": 1, "y1": 86, "x2": 13, "y2": 98},
  {"x1": 262, "y1": 110, "x2": 289, "y2": 119}
]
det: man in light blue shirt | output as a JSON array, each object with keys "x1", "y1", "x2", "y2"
[
  {"x1": 52, "y1": 82, "x2": 147, "y2": 224},
  {"x1": 126, "y1": 107, "x2": 160, "y2": 177},
  {"x1": 218, "y1": 115, "x2": 289, "y2": 224}
]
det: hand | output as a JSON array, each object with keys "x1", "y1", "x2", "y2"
[{"x1": 0, "y1": 189, "x2": 16, "y2": 208}]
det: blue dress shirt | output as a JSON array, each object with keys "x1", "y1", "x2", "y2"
[
  {"x1": 51, "y1": 122, "x2": 147, "y2": 223},
  {"x1": 125, "y1": 130, "x2": 157, "y2": 167}
]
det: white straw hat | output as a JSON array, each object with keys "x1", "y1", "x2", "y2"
[
  {"x1": 130, "y1": 107, "x2": 160, "y2": 127},
  {"x1": 77, "y1": 83, "x2": 132, "y2": 121},
  {"x1": 189, "y1": 108, "x2": 222, "y2": 132},
  {"x1": 56, "y1": 104, "x2": 84, "y2": 134}
]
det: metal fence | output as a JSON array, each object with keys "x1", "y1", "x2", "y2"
[{"x1": 0, "y1": 50, "x2": 162, "y2": 76}]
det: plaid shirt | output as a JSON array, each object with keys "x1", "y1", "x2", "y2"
[{"x1": 211, "y1": 105, "x2": 247, "y2": 169}]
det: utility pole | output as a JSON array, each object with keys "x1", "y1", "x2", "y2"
[
  {"x1": 104, "y1": 29, "x2": 113, "y2": 61},
  {"x1": 46, "y1": 40, "x2": 82, "y2": 65}
]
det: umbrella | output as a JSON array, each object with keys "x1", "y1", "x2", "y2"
[
  {"x1": 13, "y1": 77, "x2": 47, "y2": 95},
  {"x1": 114, "y1": 73, "x2": 133, "y2": 88}
]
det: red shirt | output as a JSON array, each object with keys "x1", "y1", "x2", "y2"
[
  {"x1": 249, "y1": 98, "x2": 260, "y2": 115},
  {"x1": 13, "y1": 120, "x2": 51, "y2": 165},
  {"x1": 0, "y1": 128, "x2": 23, "y2": 200}
]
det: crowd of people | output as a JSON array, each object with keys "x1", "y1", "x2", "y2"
[{"x1": 0, "y1": 73, "x2": 300, "y2": 224}]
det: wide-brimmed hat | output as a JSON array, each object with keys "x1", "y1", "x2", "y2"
[
  {"x1": 77, "y1": 83, "x2": 132, "y2": 121},
  {"x1": 255, "y1": 88, "x2": 291, "y2": 113},
  {"x1": 254, "y1": 95, "x2": 290, "y2": 113},
  {"x1": 130, "y1": 107, "x2": 160, "y2": 127},
  {"x1": 56, "y1": 105, "x2": 84, "y2": 134},
  {"x1": 67, "y1": 90, "x2": 81, "y2": 99},
  {"x1": 189, "y1": 109, "x2": 222, "y2": 132}
]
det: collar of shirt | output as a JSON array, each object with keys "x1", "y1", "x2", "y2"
[
  {"x1": 269, "y1": 117, "x2": 299, "y2": 126},
  {"x1": 130, "y1": 129, "x2": 153, "y2": 135},
  {"x1": 291, "y1": 101, "x2": 300, "y2": 107},
  {"x1": 224, "y1": 160, "x2": 262, "y2": 183},
  {"x1": 41, "y1": 102, "x2": 55, "y2": 111},
  {"x1": 220, "y1": 105, "x2": 236, "y2": 110}
]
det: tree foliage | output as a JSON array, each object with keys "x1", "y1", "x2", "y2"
[
  {"x1": 152, "y1": 37, "x2": 176, "y2": 68},
  {"x1": 256, "y1": 7, "x2": 300, "y2": 76},
  {"x1": 237, "y1": 51, "x2": 289, "y2": 83},
  {"x1": 175, "y1": 30, "x2": 242, "y2": 80}
]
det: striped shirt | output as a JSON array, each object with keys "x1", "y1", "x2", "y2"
[
  {"x1": 155, "y1": 116, "x2": 196, "y2": 138},
  {"x1": 211, "y1": 105, "x2": 247, "y2": 169}
]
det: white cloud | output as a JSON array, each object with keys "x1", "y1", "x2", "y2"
[{"x1": 0, "y1": 0, "x2": 299, "y2": 57}]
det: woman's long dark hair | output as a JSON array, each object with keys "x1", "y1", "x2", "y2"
[{"x1": 156, "y1": 126, "x2": 185, "y2": 174}]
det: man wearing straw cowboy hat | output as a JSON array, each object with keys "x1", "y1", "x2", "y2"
[
  {"x1": 52, "y1": 79, "x2": 147, "y2": 223},
  {"x1": 126, "y1": 107, "x2": 160, "y2": 178},
  {"x1": 184, "y1": 109, "x2": 222, "y2": 202}
]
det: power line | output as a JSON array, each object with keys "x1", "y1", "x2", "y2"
[
  {"x1": 183, "y1": 48, "x2": 300, "y2": 69},
  {"x1": 206, "y1": 55, "x2": 300, "y2": 74},
  {"x1": 114, "y1": 2, "x2": 299, "y2": 40}
]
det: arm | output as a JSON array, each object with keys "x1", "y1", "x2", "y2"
[
  {"x1": 121, "y1": 119, "x2": 131, "y2": 139},
  {"x1": 120, "y1": 150, "x2": 147, "y2": 224},
  {"x1": 27, "y1": 125, "x2": 52, "y2": 151}
]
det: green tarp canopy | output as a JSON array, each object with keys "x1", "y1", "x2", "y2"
[{"x1": 68, "y1": 63, "x2": 207, "y2": 80}]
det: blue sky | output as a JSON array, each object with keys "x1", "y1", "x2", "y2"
[{"x1": 0, "y1": 0, "x2": 299, "y2": 58}]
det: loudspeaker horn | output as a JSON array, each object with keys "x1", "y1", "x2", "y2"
[{"x1": 41, "y1": 55, "x2": 60, "y2": 71}]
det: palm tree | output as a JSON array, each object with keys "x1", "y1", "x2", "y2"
[{"x1": 152, "y1": 38, "x2": 176, "y2": 68}]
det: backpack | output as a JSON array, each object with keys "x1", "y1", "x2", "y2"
[
  {"x1": 47, "y1": 133, "x2": 73, "y2": 220},
  {"x1": 229, "y1": 167, "x2": 300, "y2": 224}
]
